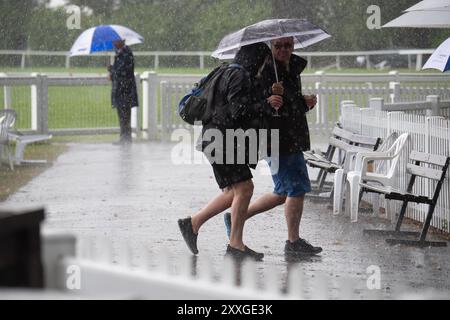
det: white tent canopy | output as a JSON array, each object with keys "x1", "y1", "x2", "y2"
[
  {"x1": 383, "y1": 10, "x2": 450, "y2": 28},
  {"x1": 406, "y1": 0, "x2": 450, "y2": 11}
]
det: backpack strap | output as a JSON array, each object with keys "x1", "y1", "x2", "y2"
[{"x1": 229, "y1": 63, "x2": 244, "y2": 70}]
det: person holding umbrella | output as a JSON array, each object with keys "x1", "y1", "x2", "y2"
[
  {"x1": 70, "y1": 25, "x2": 144, "y2": 145},
  {"x1": 225, "y1": 36, "x2": 323, "y2": 257},
  {"x1": 108, "y1": 39, "x2": 139, "y2": 145},
  {"x1": 211, "y1": 19, "x2": 329, "y2": 256}
]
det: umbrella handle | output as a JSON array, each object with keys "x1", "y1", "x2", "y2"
[{"x1": 265, "y1": 41, "x2": 279, "y2": 83}]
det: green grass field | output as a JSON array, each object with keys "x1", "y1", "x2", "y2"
[{"x1": 0, "y1": 66, "x2": 447, "y2": 131}]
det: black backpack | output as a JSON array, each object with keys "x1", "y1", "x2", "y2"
[{"x1": 178, "y1": 63, "x2": 244, "y2": 125}]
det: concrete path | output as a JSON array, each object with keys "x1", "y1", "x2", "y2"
[{"x1": 3, "y1": 142, "x2": 450, "y2": 299}]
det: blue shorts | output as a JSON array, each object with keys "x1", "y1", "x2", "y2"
[{"x1": 269, "y1": 153, "x2": 312, "y2": 198}]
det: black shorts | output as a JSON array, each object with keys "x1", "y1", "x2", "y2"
[{"x1": 211, "y1": 164, "x2": 253, "y2": 190}]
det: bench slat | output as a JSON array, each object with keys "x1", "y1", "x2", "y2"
[
  {"x1": 332, "y1": 127, "x2": 379, "y2": 146},
  {"x1": 410, "y1": 151, "x2": 449, "y2": 167},
  {"x1": 407, "y1": 164, "x2": 444, "y2": 181},
  {"x1": 307, "y1": 160, "x2": 341, "y2": 172},
  {"x1": 329, "y1": 137, "x2": 375, "y2": 154},
  {"x1": 348, "y1": 133, "x2": 380, "y2": 147},
  {"x1": 332, "y1": 127, "x2": 355, "y2": 141},
  {"x1": 360, "y1": 182, "x2": 432, "y2": 204}
]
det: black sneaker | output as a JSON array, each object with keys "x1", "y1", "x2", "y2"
[
  {"x1": 178, "y1": 217, "x2": 199, "y2": 255},
  {"x1": 225, "y1": 245, "x2": 264, "y2": 261},
  {"x1": 285, "y1": 238, "x2": 322, "y2": 256}
]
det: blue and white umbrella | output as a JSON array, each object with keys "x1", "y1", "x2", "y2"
[
  {"x1": 70, "y1": 25, "x2": 144, "y2": 57},
  {"x1": 423, "y1": 37, "x2": 450, "y2": 72}
]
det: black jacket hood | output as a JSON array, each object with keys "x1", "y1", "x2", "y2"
[{"x1": 233, "y1": 42, "x2": 271, "y2": 77}]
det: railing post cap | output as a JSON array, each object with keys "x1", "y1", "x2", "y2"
[
  {"x1": 141, "y1": 71, "x2": 157, "y2": 77},
  {"x1": 426, "y1": 95, "x2": 440, "y2": 100}
]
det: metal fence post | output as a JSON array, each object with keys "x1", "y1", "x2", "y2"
[
  {"x1": 416, "y1": 54, "x2": 423, "y2": 71},
  {"x1": 31, "y1": 73, "x2": 49, "y2": 134},
  {"x1": 160, "y1": 81, "x2": 169, "y2": 142},
  {"x1": 39, "y1": 74, "x2": 49, "y2": 135},
  {"x1": 31, "y1": 73, "x2": 39, "y2": 131},
  {"x1": 21, "y1": 53, "x2": 26, "y2": 69},
  {"x1": 65, "y1": 56, "x2": 71, "y2": 69},
  {"x1": 155, "y1": 54, "x2": 159, "y2": 70},
  {"x1": 315, "y1": 71, "x2": 326, "y2": 130},
  {"x1": 426, "y1": 95, "x2": 440, "y2": 117},
  {"x1": 148, "y1": 72, "x2": 159, "y2": 140},
  {"x1": 142, "y1": 72, "x2": 159, "y2": 140},
  {"x1": 131, "y1": 73, "x2": 142, "y2": 137},
  {"x1": 141, "y1": 72, "x2": 150, "y2": 139},
  {"x1": 369, "y1": 97, "x2": 384, "y2": 111},
  {"x1": 389, "y1": 82, "x2": 401, "y2": 103},
  {"x1": 3, "y1": 85, "x2": 12, "y2": 109},
  {"x1": 200, "y1": 54, "x2": 205, "y2": 69}
]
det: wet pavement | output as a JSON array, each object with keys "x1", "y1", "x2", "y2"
[{"x1": 2, "y1": 141, "x2": 450, "y2": 299}]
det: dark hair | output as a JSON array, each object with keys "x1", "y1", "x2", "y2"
[{"x1": 233, "y1": 42, "x2": 271, "y2": 77}]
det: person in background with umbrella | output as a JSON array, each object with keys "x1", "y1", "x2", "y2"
[
  {"x1": 178, "y1": 43, "x2": 275, "y2": 261},
  {"x1": 69, "y1": 25, "x2": 143, "y2": 145},
  {"x1": 225, "y1": 36, "x2": 323, "y2": 257},
  {"x1": 108, "y1": 39, "x2": 139, "y2": 145}
]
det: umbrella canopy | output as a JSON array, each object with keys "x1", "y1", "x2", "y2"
[
  {"x1": 406, "y1": 0, "x2": 450, "y2": 11},
  {"x1": 383, "y1": 10, "x2": 450, "y2": 28},
  {"x1": 212, "y1": 19, "x2": 331, "y2": 60},
  {"x1": 383, "y1": 0, "x2": 450, "y2": 28},
  {"x1": 70, "y1": 25, "x2": 144, "y2": 57},
  {"x1": 423, "y1": 37, "x2": 450, "y2": 72}
]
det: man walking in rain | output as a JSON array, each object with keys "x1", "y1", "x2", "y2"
[
  {"x1": 224, "y1": 36, "x2": 323, "y2": 257},
  {"x1": 108, "y1": 39, "x2": 139, "y2": 145},
  {"x1": 178, "y1": 43, "x2": 277, "y2": 261}
]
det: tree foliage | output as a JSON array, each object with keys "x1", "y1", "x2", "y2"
[{"x1": 2, "y1": 0, "x2": 449, "y2": 54}]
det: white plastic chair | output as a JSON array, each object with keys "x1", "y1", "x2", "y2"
[
  {"x1": 345, "y1": 133, "x2": 409, "y2": 222},
  {"x1": 0, "y1": 111, "x2": 15, "y2": 170},
  {"x1": 2, "y1": 109, "x2": 53, "y2": 166},
  {"x1": 333, "y1": 132, "x2": 399, "y2": 216}
]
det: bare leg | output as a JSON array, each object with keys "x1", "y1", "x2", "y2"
[
  {"x1": 246, "y1": 193, "x2": 287, "y2": 220},
  {"x1": 285, "y1": 195, "x2": 305, "y2": 242},
  {"x1": 191, "y1": 188, "x2": 234, "y2": 234},
  {"x1": 229, "y1": 180, "x2": 254, "y2": 251}
]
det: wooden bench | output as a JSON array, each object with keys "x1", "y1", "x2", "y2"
[
  {"x1": 304, "y1": 125, "x2": 382, "y2": 198},
  {"x1": 362, "y1": 151, "x2": 450, "y2": 247}
]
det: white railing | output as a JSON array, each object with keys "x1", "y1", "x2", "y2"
[
  {"x1": 41, "y1": 232, "x2": 448, "y2": 300},
  {"x1": 1, "y1": 71, "x2": 450, "y2": 138},
  {"x1": 42, "y1": 232, "x2": 361, "y2": 300},
  {"x1": 157, "y1": 73, "x2": 450, "y2": 138},
  {"x1": 0, "y1": 49, "x2": 438, "y2": 70},
  {"x1": 340, "y1": 104, "x2": 450, "y2": 233}
]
